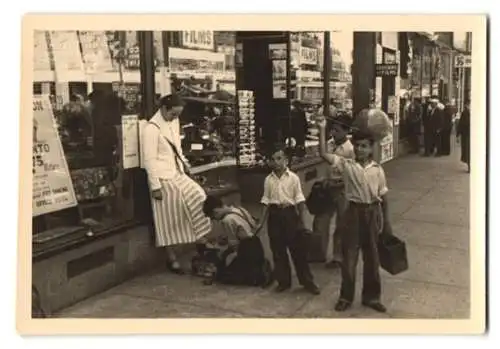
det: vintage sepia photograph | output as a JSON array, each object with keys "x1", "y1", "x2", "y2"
[{"x1": 17, "y1": 14, "x2": 487, "y2": 335}]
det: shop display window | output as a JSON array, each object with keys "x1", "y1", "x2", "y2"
[{"x1": 32, "y1": 31, "x2": 140, "y2": 241}]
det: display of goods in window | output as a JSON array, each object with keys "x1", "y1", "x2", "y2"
[{"x1": 352, "y1": 108, "x2": 393, "y2": 142}]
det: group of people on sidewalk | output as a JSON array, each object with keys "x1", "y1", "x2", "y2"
[
  {"x1": 405, "y1": 95, "x2": 471, "y2": 172},
  {"x1": 141, "y1": 92, "x2": 402, "y2": 314}
]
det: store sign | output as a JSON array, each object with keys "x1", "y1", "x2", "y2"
[
  {"x1": 454, "y1": 54, "x2": 471, "y2": 68},
  {"x1": 32, "y1": 95, "x2": 77, "y2": 216},
  {"x1": 375, "y1": 64, "x2": 399, "y2": 77},
  {"x1": 380, "y1": 141, "x2": 394, "y2": 164},
  {"x1": 300, "y1": 47, "x2": 318, "y2": 65},
  {"x1": 182, "y1": 31, "x2": 214, "y2": 50},
  {"x1": 169, "y1": 47, "x2": 225, "y2": 73}
]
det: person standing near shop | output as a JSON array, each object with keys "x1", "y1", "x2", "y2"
[
  {"x1": 440, "y1": 99, "x2": 455, "y2": 156},
  {"x1": 255, "y1": 145, "x2": 320, "y2": 295},
  {"x1": 406, "y1": 98, "x2": 422, "y2": 154},
  {"x1": 142, "y1": 93, "x2": 212, "y2": 274},
  {"x1": 317, "y1": 115, "x2": 393, "y2": 313},
  {"x1": 313, "y1": 124, "x2": 355, "y2": 268},
  {"x1": 456, "y1": 100, "x2": 471, "y2": 173}
]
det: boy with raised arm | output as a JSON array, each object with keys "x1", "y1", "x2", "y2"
[{"x1": 317, "y1": 116, "x2": 392, "y2": 313}]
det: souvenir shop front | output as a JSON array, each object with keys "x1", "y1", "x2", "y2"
[{"x1": 31, "y1": 30, "x2": 241, "y2": 316}]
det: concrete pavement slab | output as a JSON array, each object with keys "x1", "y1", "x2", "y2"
[
  {"x1": 402, "y1": 201, "x2": 469, "y2": 227},
  {"x1": 392, "y1": 219, "x2": 469, "y2": 251},
  {"x1": 55, "y1": 293, "x2": 246, "y2": 318}
]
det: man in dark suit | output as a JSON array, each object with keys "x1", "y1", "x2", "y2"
[{"x1": 428, "y1": 96, "x2": 445, "y2": 156}]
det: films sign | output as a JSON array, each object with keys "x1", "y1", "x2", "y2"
[{"x1": 181, "y1": 31, "x2": 214, "y2": 50}]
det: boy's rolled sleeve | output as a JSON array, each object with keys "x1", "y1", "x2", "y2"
[
  {"x1": 378, "y1": 168, "x2": 389, "y2": 197},
  {"x1": 293, "y1": 176, "x2": 306, "y2": 204},
  {"x1": 260, "y1": 177, "x2": 272, "y2": 205}
]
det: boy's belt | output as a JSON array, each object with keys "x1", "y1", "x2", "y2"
[
  {"x1": 269, "y1": 203, "x2": 295, "y2": 209},
  {"x1": 349, "y1": 201, "x2": 380, "y2": 208}
]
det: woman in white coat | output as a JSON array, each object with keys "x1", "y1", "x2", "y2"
[{"x1": 142, "y1": 94, "x2": 212, "y2": 274}]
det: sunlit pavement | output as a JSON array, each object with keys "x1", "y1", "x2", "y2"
[{"x1": 56, "y1": 142, "x2": 470, "y2": 319}]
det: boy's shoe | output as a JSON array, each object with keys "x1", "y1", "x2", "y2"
[
  {"x1": 362, "y1": 301, "x2": 387, "y2": 313},
  {"x1": 325, "y1": 260, "x2": 342, "y2": 269},
  {"x1": 334, "y1": 299, "x2": 352, "y2": 312},
  {"x1": 303, "y1": 283, "x2": 321, "y2": 295},
  {"x1": 275, "y1": 284, "x2": 291, "y2": 293}
]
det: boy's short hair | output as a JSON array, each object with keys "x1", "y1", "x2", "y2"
[
  {"x1": 203, "y1": 195, "x2": 223, "y2": 219},
  {"x1": 352, "y1": 130, "x2": 375, "y2": 145},
  {"x1": 267, "y1": 142, "x2": 287, "y2": 158}
]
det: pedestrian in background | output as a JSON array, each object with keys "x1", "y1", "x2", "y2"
[
  {"x1": 406, "y1": 98, "x2": 422, "y2": 154},
  {"x1": 255, "y1": 145, "x2": 320, "y2": 295},
  {"x1": 313, "y1": 124, "x2": 355, "y2": 268},
  {"x1": 318, "y1": 116, "x2": 393, "y2": 313},
  {"x1": 456, "y1": 100, "x2": 471, "y2": 173},
  {"x1": 142, "y1": 93, "x2": 212, "y2": 274}
]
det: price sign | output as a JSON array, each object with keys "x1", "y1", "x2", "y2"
[
  {"x1": 32, "y1": 95, "x2": 77, "y2": 216},
  {"x1": 454, "y1": 54, "x2": 471, "y2": 68}
]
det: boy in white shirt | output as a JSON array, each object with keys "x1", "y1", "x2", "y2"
[{"x1": 255, "y1": 145, "x2": 320, "y2": 295}]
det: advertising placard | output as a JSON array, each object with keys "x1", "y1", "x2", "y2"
[
  {"x1": 121, "y1": 114, "x2": 140, "y2": 169},
  {"x1": 375, "y1": 64, "x2": 399, "y2": 77},
  {"x1": 78, "y1": 31, "x2": 113, "y2": 74},
  {"x1": 48, "y1": 31, "x2": 86, "y2": 82},
  {"x1": 300, "y1": 46, "x2": 318, "y2": 65},
  {"x1": 32, "y1": 95, "x2": 77, "y2": 216}
]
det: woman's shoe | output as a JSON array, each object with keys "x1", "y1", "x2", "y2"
[{"x1": 168, "y1": 261, "x2": 185, "y2": 275}]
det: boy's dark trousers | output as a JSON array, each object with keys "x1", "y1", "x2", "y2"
[
  {"x1": 339, "y1": 201, "x2": 382, "y2": 304},
  {"x1": 267, "y1": 205, "x2": 315, "y2": 288}
]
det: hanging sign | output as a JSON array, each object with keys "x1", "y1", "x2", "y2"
[
  {"x1": 181, "y1": 31, "x2": 214, "y2": 50},
  {"x1": 375, "y1": 63, "x2": 399, "y2": 77},
  {"x1": 32, "y1": 95, "x2": 77, "y2": 216},
  {"x1": 454, "y1": 54, "x2": 471, "y2": 68}
]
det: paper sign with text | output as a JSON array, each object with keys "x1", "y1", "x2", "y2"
[{"x1": 32, "y1": 95, "x2": 77, "y2": 216}]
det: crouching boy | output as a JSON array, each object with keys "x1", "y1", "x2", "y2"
[
  {"x1": 201, "y1": 195, "x2": 273, "y2": 287},
  {"x1": 255, "y1": 145, "x2": 320, "y2": 295},
  {"x1": 317, "y1": 117, "x2": 393, "y2": 313}
]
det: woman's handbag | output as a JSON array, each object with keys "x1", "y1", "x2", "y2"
[{"x1": 377, "y1": 233, "x2": 409, "y2": 275}]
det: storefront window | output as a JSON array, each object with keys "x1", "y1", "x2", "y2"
[{"x1": 33, "y1": 30, "x2": 139, "y2": 238}]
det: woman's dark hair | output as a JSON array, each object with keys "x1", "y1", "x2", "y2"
[
  {"x1": 158, "y1": 93, "x2": 185, "y2": 110},
  {"x1": 203, "y1": 195, "x2": 224, "y2": 219}
]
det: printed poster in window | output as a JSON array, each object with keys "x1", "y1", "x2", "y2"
[
  {"x1": 379, "y1": 142, "x2": 394, "y2": 164},
  {"x1": 269, "y1": 43, "x2": 287, "y2": 60},
  {"x1": 78, "y1": 31, "x2": 113, "y2": 75},
  {"x1": 121, "y1": 114, "x2": 140, "y2": 169},
  {"x1": 388, "y1": 95, "x2": 399, "y2": 125},
  {"x1": 48, "y1": 31, "x2": 86, "y2": 82},
  {"x1": 32, "y1": 95, "x2": 77, "y2": 216}
]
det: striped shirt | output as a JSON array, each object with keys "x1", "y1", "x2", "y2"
[
  {"x1": 220, "y1": 207, "x2": 256, "y2": 241},
  {"x1": 333, "y1": 157, "x2": 389, "y2": 204},
  {"x1": 261, "y1": 169, "x2": 306, "y2": 206}
]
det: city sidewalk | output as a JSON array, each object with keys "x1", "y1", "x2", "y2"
[{"x1": 56, "y1": 142, "x2": 470, "y2": 319}]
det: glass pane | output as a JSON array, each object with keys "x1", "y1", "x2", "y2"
[{"x1": 32, "y1": 30, "x2": 138, "y2": 236}]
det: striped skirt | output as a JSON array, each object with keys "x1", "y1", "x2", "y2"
[{"x1": 151, "y1": 174, "x2": 212, "y2": 247}]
